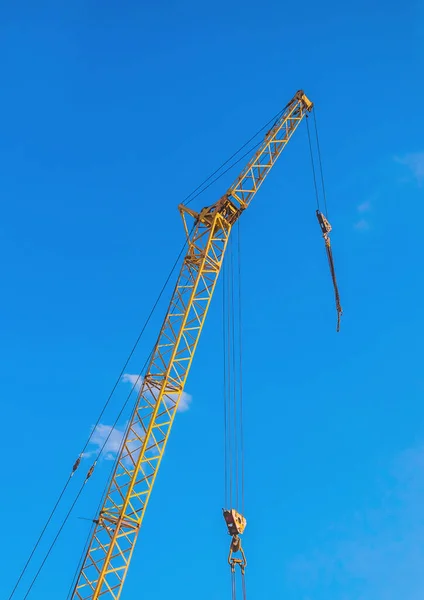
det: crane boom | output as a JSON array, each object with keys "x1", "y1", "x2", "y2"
[{"x1": 71, "y1": 90, "x2": 313, "y2": 600}]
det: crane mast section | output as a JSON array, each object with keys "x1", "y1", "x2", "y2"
[
  {"x1": 72, "y1": 211, "x2": 231, "y2": 599},
  {"x1": 71, "y1": 89, "x2": 312, "y2": 600}
]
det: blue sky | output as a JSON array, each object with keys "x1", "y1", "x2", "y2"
[{"x1": 1, "y1": 1, "x2": 423, "y2": 599}]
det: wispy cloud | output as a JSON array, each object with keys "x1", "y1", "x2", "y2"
[
  {"x1": 354, "y1": 201, "x2": 372, "y2": 232},
  {"x1": 122, "y1": 373, "x2": 143, "y2": 391},
  {"x1": 357, "y1": 201, "x2": 371, "y2": 213},
  {"x1": 287, "y1": 444, "x2": 424, "y2": 600},
  {"x1": 84, "y1": 423, "x2": 126, "y2": 460},
  {"x1": 395, "y1": 153, "x2": 424, "y2": 185},
  {"x1": 354, "y1": 218, "x2": 370, "y2": 231},
  {"x1": 177, "y1": 391, "x2": 192, "y2": 412},
  {"x1": 122, "y1": 373, "x2": 193, "y2": 413},
  {"x1": 84, "y1": 422, "x2": 149, "y2": 464},
  {"x1": 83, "y1": 375, "x2": 193, "y2": 463}
]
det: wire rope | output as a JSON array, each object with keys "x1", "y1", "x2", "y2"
[
  {"x1": 223, "y1": 257, "x2": 229, "y2": 508},
  {"x1": 182, "y1": 108, "x2": 286, "y2": 207},
  {"x1": 306, "y1": 115, "x2": 320, "y2": 212},
  {"x1": 11, "y1": 229, "x2": 193, "y2": 599},
  {"x1": 313, "y1": 109, "x2": 329, "y2": 217},
  {"x1": 237, "y1": 221, "x2": 245, "y2": 516},
  {"x1": 227, "y1": 237, "x2": 234, "y2": 506},
  {"x1": 230, "y1": 235, "x2": 239, "y2": 510},
  {"x1": 64, "y1": 356, "x2": 152, "y2": 600},
  {"x1": 242, "y1": 571, "x2": 247, "y2": 600}
]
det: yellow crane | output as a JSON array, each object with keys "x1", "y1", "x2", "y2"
[{"x1": 70, "y1": 90, "x2": 316, "y2": 600}]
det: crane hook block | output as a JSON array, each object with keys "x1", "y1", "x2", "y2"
[{"x1": 223, "y1": 508, "x2": 247, "y2": 536}]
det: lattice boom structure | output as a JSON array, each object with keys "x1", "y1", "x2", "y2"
[{"x1": 72, "y1": 90, "x2": 312, "y2": 600}]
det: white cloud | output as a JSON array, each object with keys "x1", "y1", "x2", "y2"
[
  {"x1": 396, "y1": 153, "x2": 424, "y2": 185},
  {"x1": 354, "y1": 201, "x2": 371, "y2": 231},
  {"x1": 121, "y1": 373, "x2": 143, "y2": 391},
  {"x1": 357, "y1": 201, "x2": 371, "y2": 213},
  {"x1": 287, "y1": 444, "x2": 424, "y2": 600},
  {"x1": 354, "y1": 218, "x2": 370, "y2": 231},
  {"x1": 82, "y1": 376, "x2": 193, "y2": 464},
  {"x1": 84, "y1": 423, "x2": 126, "y2": 460},
  {"x1": 84, "y1": 422, "x2": 149, "y2": 464},
  {"x1": 175, "y1": 391, "x2": 192, "y2": 412},
  {"x1": 122, "y1": 373, "x2": 192, "y2": 413}
]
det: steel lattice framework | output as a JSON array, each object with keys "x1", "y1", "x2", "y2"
[{"x1": 72, "y1": 90, "x2": 313, "y2": 600}]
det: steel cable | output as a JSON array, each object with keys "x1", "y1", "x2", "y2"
[{"x1": 10, "y1": 230, "x2": 192, "y2": 599}]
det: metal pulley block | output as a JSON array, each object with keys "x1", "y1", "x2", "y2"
[{"x1": 223, "y1": 508, "x2": 247, "y2": 537}]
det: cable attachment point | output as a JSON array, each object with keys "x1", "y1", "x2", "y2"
[
  {"x1": 71, "y1": 455, "x2": 82, "y2": 477},
  {"x1": 316, "y1": 209, "x2": 332, "y2": 241},
  {"x1": 223, "y1": 509, "x2": 247, "y2": 574},
  {"x1": 85, "y1": 462, "x2": 97, "y2": 483},
  {"x1": 316, "y1": 210, "x2": 343, "y2": 332}
]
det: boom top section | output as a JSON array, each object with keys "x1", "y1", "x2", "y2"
[
  {"x1": 179, "y1": 90, "x2": 312, "y2": 230},
  {"x1": 227, "y1": 90, "x2": 312, "y2": 211}
]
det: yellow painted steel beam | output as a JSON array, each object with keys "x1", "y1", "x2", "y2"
[{"x1": 71, "y1": 90, "x2": 312, "y2": 600}]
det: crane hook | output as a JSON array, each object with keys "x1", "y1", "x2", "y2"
[{"x1": 228, "y1": 534, "x2": 247, "y2": 574}]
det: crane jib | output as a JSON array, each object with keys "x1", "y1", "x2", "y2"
[{"x1": 70, "y1": 90, "x2": 313, "y2": 600}]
